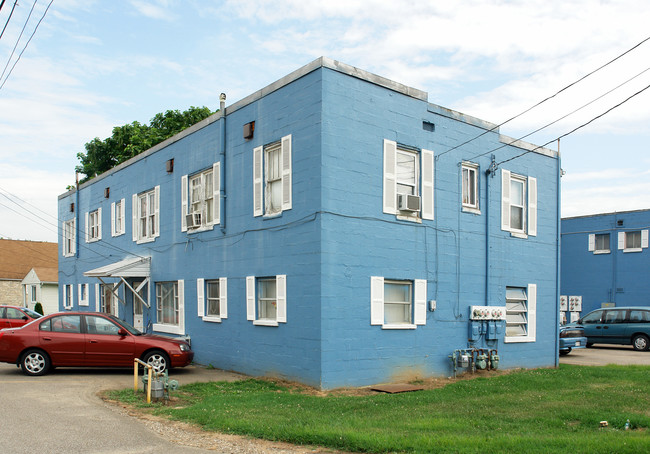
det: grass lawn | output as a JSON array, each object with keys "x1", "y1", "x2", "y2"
[{"x1": 109, "y1": 364, "x2": 650, "y2": 453}]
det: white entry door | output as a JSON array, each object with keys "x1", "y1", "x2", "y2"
[{"x1": 133, "y1": 281, "x2": 145, "y2": 331}]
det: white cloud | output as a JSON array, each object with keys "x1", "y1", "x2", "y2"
[{"x1": 129, "y1": 0, "x2": 176, "y2": 21}]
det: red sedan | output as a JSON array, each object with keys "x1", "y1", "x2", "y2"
[
  {"x1": 0, "y1": 305, "x2": 42, "y2": 329},
  {"x1": 0, "y1": 312, "x2": 193, "y2": 376}
]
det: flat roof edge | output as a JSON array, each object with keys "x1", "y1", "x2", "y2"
[
  {"x1": 562, "y1": 208, "x2": 650, "y2": 221},
  {"x1": 499, "y1": 134, "x2": 558, "y2": 158}
]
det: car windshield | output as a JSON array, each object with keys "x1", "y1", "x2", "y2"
[
  {"x1": 22, "y1": 308, "x2": 42, "y2": 318},
  {"x1": 108, "y1": 315, "x2": 142, "y2": 335}
]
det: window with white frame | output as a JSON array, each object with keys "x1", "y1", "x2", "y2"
[
  {"x1": 99, "y1": 283, "x2": 117, "y2": 316},
  {"x1": 78, "y1": 283, "x2": 89, "y2": 306},
  {"x1": 505, "y1": 284, "x2": 536, "y2": 343},
  {"x1": 85, "y1": 208, "x2": 102, "y2": 242},
  {"x1": 111, "y1": 199, "x2": 125, "y2": 236},
  {"x1": 618, "y1": 230, "x2": 648, "y2": 252},
  {"x1": 64, "y1": 284, "x2": 73, "y2": 310},
  {"x1": 246, "y1": 275, "x2": 287, "y2": 326},
  {"x1": 501, "y1": 169, "x2": 537, "y2": 237},
  {"x1": 383, "y1": 139, "x2": 434, "y2": 220},
  {"x1": 196, "y1": 278, "x2": 227, "y2": 322},
  {"x1": 181, "y1": 164, "x2": 220, "y2": 231},
  {"x1": 462, "y1": 162, "x2": 479, "y2": 212},
  {"x1": 154, "y1": 280, "x2": 185, "y2": 335},
  {"x1": 132, "y1": 186, "x2": 160, "y2": 243},
  {"x1": 370, "y1": 276, "x2": 427, "y2": 329},
  {"x1": 588, "y1": 233, "x2": 610, "y2": 254},
  {"x1": 29, "y1": 285, "x2": 37, "y2": 303},
  {"x1": 253, "y1": 135, "x2": 292, "y2": 217},
  {"x1": 63, "y1": 219, "x2": 75, "y2": 257}
]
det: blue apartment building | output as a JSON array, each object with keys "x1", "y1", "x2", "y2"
[
  {"x1": 561, "y1": 209, "x2": 650, "y2": 317},
  {"x1": 58, "y1": 57, "x2": 561, "y2": 389}
]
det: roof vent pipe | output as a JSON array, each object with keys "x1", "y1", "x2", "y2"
[{"x1": 219, "y1": 93, "x2": 226, "y2": 113}]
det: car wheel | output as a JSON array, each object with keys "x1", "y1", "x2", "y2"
[
  {"x1": 20, "y1": 349, "x2": 51, "y2": 376},
  {"x1": 559, "y1": 348, "x2": 571, "y2": 356},
  {"x1": 632, "y1": 334, "x2": 650, "y2": 351},
  {"x1": 143, "y1": 350, "x2": 170, "y2": 374},
  {"x1": 586, "y1": 342, "x2": 593, "y2": 348}
]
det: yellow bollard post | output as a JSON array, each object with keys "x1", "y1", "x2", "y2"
[
  {"x1": 133, "y1": 361, "x2": 138, "y2": 393},
  {"x1": 147, "y1": 366, "x2": 152, "y2": 404}
]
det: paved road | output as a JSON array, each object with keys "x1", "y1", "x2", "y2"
[
  {"x1": 560, "y1": 343, "x2": 650, "y2": 366},
  {"x1": 0, "y1": 363, "x2": 245, "y2": 453}
]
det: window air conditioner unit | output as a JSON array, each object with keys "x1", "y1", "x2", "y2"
[
  {"x1": 186, "y1": 212, "x2": 202, "y2": 229},
  {"x1": 397, "y1": 194, "x2": 421, "y2": 212}
]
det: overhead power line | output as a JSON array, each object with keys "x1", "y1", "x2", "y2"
[
  {"x1": 468, "y1": 65, "x2": 650, "y2": 162},
  {"x1": 0, "y1": 0, "x2": 54, "y2": 91},
  {"x1": 437, "y1": 34, "x2": 650, "y2": 159},
  {"x1": 496, "y1": 81, "x2": 650, "y2": 167},
  {"x1": 0, "y1": 0, "x2": 18, "y2": 41}
]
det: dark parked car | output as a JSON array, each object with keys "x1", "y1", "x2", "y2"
[
  {"x1": 559, "y1": 324, "x2": 587, "y2": 356},
  {"x1": 0, "y1": 305, "x2": 42, "y2": 329},
  {"x1": 0, "y1": 311, "x2": 193, "y2": 376},
  {"x1": 577, "y1": 306, "x2": 650, "y2": 351}
]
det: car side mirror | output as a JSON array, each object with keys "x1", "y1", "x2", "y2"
[
  {"x1": 22, "y1": 316, "x2": 28, "y2": 321},
  {"x1": 118, "y1": 328, "x2": 128, "y2": 336}
]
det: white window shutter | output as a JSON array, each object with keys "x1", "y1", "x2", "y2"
[
  {"x1": 213, "y1": 162, "x2": 221, "y2": 225},
  {"x1": 276, "y1": 274, "x2": 287, "y2": 323},
  {"x1": 527, "y1": 283, "x2": 537, "y2": 342},
  {"x1": 97, "y1": 207, "x2": 102, "y2": 240},
  {"x1": 383, "y1": 139, "x2": 397, "y2": 215},
  {"x1": 120, "y1": 198, "x2": 125, "y2": 233},
  {"x1": 618, "y1": 232, "x2": 625, "y2": 250},
  {"x1": 181, "y1": 175, "x2": 188, "y2": 232},
  {"x1": 85, "y1": 212, "x2": 89, "y2": 243},
  {"x1": 196, "y1": 278, "x2": 204, "y2": 317},
  {"x1": 177, "y1": 279, "x2": 184, "y2": 333},
  {"x1": 71, "y1": 219, "x2": 76, "y2": 255},
  {"x1": 588, "y1": 234, "x2": 595, "y2": 251},
  {"x1": 78, "y1": 284, "x2": 82, "y2": 306},
  {"x1": 281, "y1": 135, "x2": 292, "y2": 211},
  {"x1": 132, "y1": 194, "x2": 138, "y2": 241},
  {"x1": 253, "y1": 146, "x2": 263, "y2": 217},
  {"x1": 111, "y1": 202, "x2": 116, "y2": 236},
  {"x1": 642, "y1": 230, "x2": 649, "y2": 248},
  {"x1": 219, "y1": 277, "x2": 228, "y2": 318},
  {"x1": 154, "y1": 185, "x2": 160, "y2": 238},
  {"x1": 246, "y1": 276, "x2": 256, "y2": 320},
  {"x1": 421, "y1": 149, "x2": 434, "y2": 220},
  {"x1": 414, "y1": 279, "x2": 427, "y2": 325},
  {"x1": 527, "y1": 177, "x2": 537, "y2": 237},
  {"x1": 501, "y1": 169, "x2": 511, "y2": 231},
  {"x1": 370, "y1": 276, "x2": 384, "y2": 325},
  {"x1": 95, "y1": 283, "x2": 100, "y2": 312}
]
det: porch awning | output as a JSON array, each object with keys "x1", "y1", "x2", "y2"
[{"x1": 84, "y1": 257, "x2": 150, "y2": 278}]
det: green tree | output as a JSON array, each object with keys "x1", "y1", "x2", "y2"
[{"x1": 75, "y1": 106, "x2": 214, "y2": 183}]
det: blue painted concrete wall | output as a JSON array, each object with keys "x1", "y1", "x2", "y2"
[
  {"x1": 59, "y1": 59, "x2": 560, "y2": 389},
  {"x1": 562, "y1": 210, "x2": 650, "y2": 315}
]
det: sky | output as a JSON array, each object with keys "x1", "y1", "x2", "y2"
[{"x1": 0, "y1": 0, "x2": 649, "y2": 243}]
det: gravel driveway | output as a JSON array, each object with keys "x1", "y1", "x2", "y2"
[
  {"x1": 0, "y1": 363, "x2": 333, "y2": 453},
  {"x1": 560, "y1": 343, "x2": 650, "y2": 366}
]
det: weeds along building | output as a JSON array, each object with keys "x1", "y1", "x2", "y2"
[
  {"x1": 58, "y1": 57, "x2": 561, "y2": 389},
  {"x1": 561, "y1": 209, "x2": 650, "y2": 318}
]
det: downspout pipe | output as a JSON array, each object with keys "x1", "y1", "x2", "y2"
[
  {"x1": 75, "y1": 172, "x2": 80, "y2": 258},
  {"x1": 220, "y1": 93, "x2": 227, "y2": 234},
  {"x1": 555, "y1": 144, "x2": 562, "y2": 367}
]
